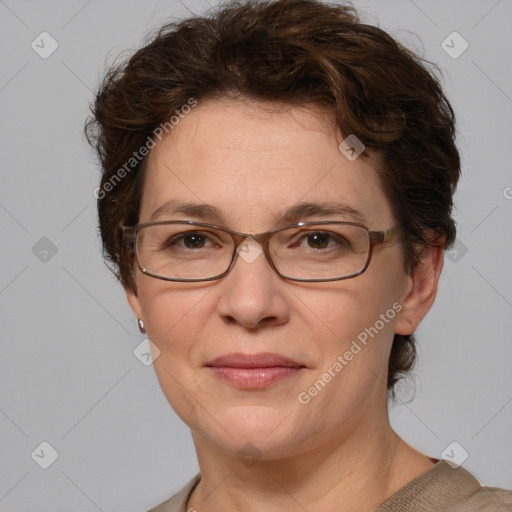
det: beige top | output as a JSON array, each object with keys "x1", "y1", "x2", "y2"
[{"x1": 147, "y1": 459, "x2": 512, "y2": 512}]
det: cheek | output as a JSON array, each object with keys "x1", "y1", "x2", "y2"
[
  {"x1": 297, "y1": 280, "x2": 399, "y2": 391},
  {"x1": 138, "y1": 284, "x2": 214, "y2": 425},
  {"x1": 300, "y1": 279, "x2": 397, "y2": 346},
  {"x1": 138, "y1": 280, "x2": 212, "y2": 357},
  {"x1": 295, "y1": 288, "x2": 397, "y2": 416}
]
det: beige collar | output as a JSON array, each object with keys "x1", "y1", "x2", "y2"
[
  {"x1": 376, "y1": 459, "x2": 480, "y2": 511},
  {"x1": 148, "y1": 459, "x2": 481, "y2": 512}
]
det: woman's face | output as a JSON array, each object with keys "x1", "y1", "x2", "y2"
[{"x1": 126, "y1": 99, "x2": 421, "y2": 459}]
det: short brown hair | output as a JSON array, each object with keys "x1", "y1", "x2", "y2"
[{"x1": 84, "y1": 0, "x2": 461, "y2": 397}]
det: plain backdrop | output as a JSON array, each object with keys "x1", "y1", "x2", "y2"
[{"x1": 1, "y1": 0, "x2": 511, "y2": 511}]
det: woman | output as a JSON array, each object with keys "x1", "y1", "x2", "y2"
[{"x1": 85, "y1": 1, "x2": 512, "y2": 510}]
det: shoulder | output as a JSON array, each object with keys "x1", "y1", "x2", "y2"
[
  {"x1": 146, "y1": 473, "x2": 201, "y2": 512},
  {"x1": 446, "y1": 485, "x2": 512, "y2": 511},
  {"x1": 377, "y1": 459, "x2": 512, "y2": 511}
]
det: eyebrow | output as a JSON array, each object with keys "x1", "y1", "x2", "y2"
[
  {"x1": 149, "y1": 200, "x2": 224, "y2": 223},
  {"x1": 148, "y1": 199, "x2": 367, "y2": 225}
]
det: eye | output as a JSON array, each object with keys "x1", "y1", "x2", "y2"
[
  {"x1": 305, "y1": 232, "x2": 331, "y2": 249},
  {"x1": 292, "y1": 231, "x2": 349, "y2": 250},
  {"x1": 166, "y1": 231, "x2": 219, "y2": 250}
]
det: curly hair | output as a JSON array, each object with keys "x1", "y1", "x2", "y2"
[{"x1": 84, "y1": 0, "x2": 461, "y2": 398}]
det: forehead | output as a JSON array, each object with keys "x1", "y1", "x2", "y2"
[{"x1": 140, "y1": 99, "x2": 394, "y2": 230}]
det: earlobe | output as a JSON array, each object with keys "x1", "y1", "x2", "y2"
[{"x1": 394, "y1": 237, "x2": 445, "y2": 336}]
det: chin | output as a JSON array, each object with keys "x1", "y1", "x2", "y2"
[{"x1": 194, "y1": 404, "x2": 304, "y2": 454}]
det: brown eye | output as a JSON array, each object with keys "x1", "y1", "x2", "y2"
[
  {"x1": 306, "y1": 232, "x2": 330, "y2": 249},
  {"x1": 165, "y1": 231, "x2": 219, "y2": 250}
]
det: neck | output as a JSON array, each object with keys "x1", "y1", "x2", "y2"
[{"x1": 187, "y1": 409, "x2": 434, "y2": 512}]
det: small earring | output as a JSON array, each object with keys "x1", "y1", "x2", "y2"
[{"x1": 138, "y1": 318, "x2": 146, "y2": 334}]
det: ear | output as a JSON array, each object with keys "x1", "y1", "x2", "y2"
[
  {"x1": 124, "y1": 285, "x2": 143, "y2": 321},
  {"x1": 394, "y1": 235, "x2": 445, "y2": 336}
]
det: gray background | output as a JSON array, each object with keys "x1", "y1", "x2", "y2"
[{"x1": 0, "y1": 0, "x2": 511, "y2": 510}]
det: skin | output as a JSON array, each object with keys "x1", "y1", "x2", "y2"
[{"x1": 125, "y1": 98, "x2": 444, "y2": 512}]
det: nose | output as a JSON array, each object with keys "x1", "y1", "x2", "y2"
[{"x1": 216, "y1": 238, "x2": 291, "y2": 330}]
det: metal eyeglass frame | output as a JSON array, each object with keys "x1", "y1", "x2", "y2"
[{"x1": 121, "y1": 220, "x2": 401, "y2": 283}]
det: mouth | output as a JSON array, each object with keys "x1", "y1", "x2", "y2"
[{"x1": 205, "y1": 352, "x2": 306, "y2": 389}]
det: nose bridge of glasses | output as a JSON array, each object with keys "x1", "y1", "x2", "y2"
[
  {"x1": 226, "y1": 228, "x2": 271, "y2": 251},
  {"x1": 229, "y1": 230, "x2": 275, "y2": 270}
]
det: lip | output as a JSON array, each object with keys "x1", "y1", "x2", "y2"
[
  {"x1": 205, "y1": 352, "x2": 306, "y2": 389},
  {"x1": 206, "y1": 352, "x2": 305, "y2": 368}
]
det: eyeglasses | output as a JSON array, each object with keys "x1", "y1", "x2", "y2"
[{"x1": 121, "y1": 220, "x2": 400, "y2": 282}]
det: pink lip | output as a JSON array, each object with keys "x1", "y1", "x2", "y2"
[{"x1": 205, "y1": 352, "x2": 306, "y2": 389}]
